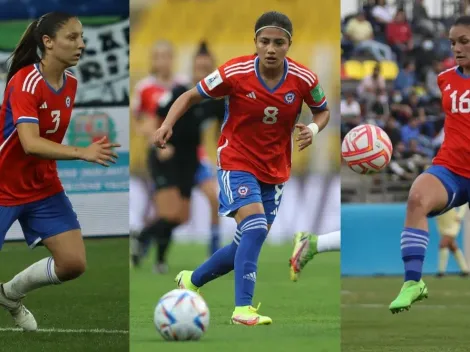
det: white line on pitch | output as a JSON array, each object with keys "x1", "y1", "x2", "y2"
[{"x1": 0, "y1": 327, "x2": 129, "y2": 334}]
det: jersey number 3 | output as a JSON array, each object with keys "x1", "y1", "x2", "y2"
[
  {"x1": 46, "y1": 110, "x2": 61, "y2": 134},
  {"x1": 450, "y1": 90, "x2": 470, "y2": 113}
]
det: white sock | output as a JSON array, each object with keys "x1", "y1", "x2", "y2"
[
  {"x1": 3, "y1": 257, "x2": 61, "y2": 300},
  {"x1": 317, "y1": 231, "x2": 341, "y2": 253}
]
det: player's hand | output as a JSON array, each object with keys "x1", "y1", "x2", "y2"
[
  {"x1": 295, "y1": 123, "x2": 314, "y2": 151},
  {"x1": 82, "y1": 136, "x2": 121, "y2": 167},
  {"x1": 156, "y1": 143, "x2": 175, "y2": 161},
  {"x1": 154, "y1": 124, "x2": 173, "y2": 148}
]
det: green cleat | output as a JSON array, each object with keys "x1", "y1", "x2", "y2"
[
  {"x1": 174, "y1": 270, "x2": 200, "y2": 294},
  {"x1": 389, "y1": 279, "x2": 428, "y2": 314},
  {"x1": 289, "y1": 232, "x2": 318, "y2": 282}
]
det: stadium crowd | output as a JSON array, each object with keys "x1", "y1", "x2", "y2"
[{"x1": 341, "y1": 0, "x2": 466, "y2": 181}]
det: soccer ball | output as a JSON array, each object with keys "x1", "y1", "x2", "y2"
[
  {"x1": 341, "y1": 124, "x2": 393, "y2": 174},
  {"x1": 154, "y1": 289, "x2": 210, "y2": 341}
]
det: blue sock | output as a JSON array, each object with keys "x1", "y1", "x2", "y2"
[
  {"x1": 401, "y1": 227, "x2": 429, "y2": 282},
  {"x1": 191, "y1": 228, "x2": 241, "y2": 287},
  {"x1": 234, "y1": 214, "x2": 268, "y2": 307},
  {"x1": 209, "y1": 224, "x2": 220, "y2": 255}
]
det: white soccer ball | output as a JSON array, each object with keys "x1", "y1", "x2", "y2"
[
  {"x1": 154, "y1": 289, "x2": 210, "y2": 341},
  {"x1": 341, "y1": 124, "x2": 393, "y2": 174}
]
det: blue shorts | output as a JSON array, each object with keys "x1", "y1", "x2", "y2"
[
  {"x1": 217, "y1": 170, "x2": 285, "y2": 225},
  {"x1": 424, "y1": 165, "x2": 470, "y2": 217},
  {"x1": 194, "y1": 161, "x2": 215, "y2": 185},
  {"x1": 0, "y1": 191, "x2": 81, "y2": 249}
]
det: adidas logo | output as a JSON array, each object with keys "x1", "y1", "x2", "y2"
[
  {"x1": 243, "y1": 272, "x2": 257, "y2": 282},
  {"x1": 444, "y1": 84, "x2": 451, "y2": 91},
  {"x1": 246, "y1": 92, "x2": 256, "y2": 99},
  {"x1": 270, "y1": 208, "x2": 278, "y2": 216},
  {"x1": 39, "y1": 102, "x2": 48, "y2": 109}
]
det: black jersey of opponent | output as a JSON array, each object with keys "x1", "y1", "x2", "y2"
[{"x1": 157, "y1": 84, "x2": 225, "y2": 149}]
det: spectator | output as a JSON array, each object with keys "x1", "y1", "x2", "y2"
[
  {"x1": 425, "y1": 61, "x2": 443, "y2": 99},
  {"x1": 346, "y1": 11, "x2": 394, "y2": 61},
  {"x1": 386, "y1": 9, "x2": 413, "y2": 66},
  {"x1": 394, "y1": 60, "x2": 416, "y2": 96},
  {"x1": 341, "y1": 91, "x2": 362, "y2": 137}
]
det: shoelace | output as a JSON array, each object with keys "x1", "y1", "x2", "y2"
[{"x1": 249, "y1": 302, "x2": 262, "y2": 313}]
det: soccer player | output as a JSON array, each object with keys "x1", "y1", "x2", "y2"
[
  {"x1": 130, "y1": 41, "x2": 222, "y2": 270},
  {"x1": 154, "y1": 11, "x2": 330, "y2": 325},
  {"x1": 134, "y1": 42, "x2": 225, "y2": 271},
  {"x1": 0, "y1": 12, "x2": 119, "y2": 331},
  {"x1": 289, "y1": 230, "x2": 341, "y2": 282},
  {"x1": 389, "y1": 16, "x2": 470, "y2": 314},
  {"x1": 436, "y1": 205, "x2": 469, "y2": 277}
]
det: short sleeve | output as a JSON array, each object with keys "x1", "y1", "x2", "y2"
[
  {"x1": 303, "y1": 74, "x2": 328, "y2": 111},
  {"x1": 9, "y1": 85, "x2": 40, "y2": 126},
  {"x1": 196, "y1": 63, "x2": 234, "y2": 99}
]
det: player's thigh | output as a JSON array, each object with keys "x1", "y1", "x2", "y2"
[
  {"x1": 198, "y1": 177, "x2": 218, "y2": 206},
  {"x1": 410, "y1": 166, "x2": 467, "y2": 217},
  {"x1": 260, "y1": 182, "x2": 285, "y2": 225},
  {"x1": 149, "y1": 149, "x2": 184, "y2": 221},
  {"x1": 217, "y1": 170, "x2": 263, "y2": 220},
  {"x1": 194, "y1": 161, "x2": 216, "y2": 189},
  {"x1": 18, "y1": 191, "x2": 81, "y2": 250},
  {"x1": 0, "y1": 205, "x2": 23, "y2": 250}
]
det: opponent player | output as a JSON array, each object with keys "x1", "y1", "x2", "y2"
[
  {"x1": 289, "y1": 230, "x2": 341, "y2": 282},
  {"x1": 0, "y1": 12, "x2": 119, "y2": 330},
  {"x1": 130, "y1": 42, "x2": 221, "y2": 271},
  {"x1": 436, "y1": 205, "x2": 469, "y2": 277},
  {"x1": 154, "y1": 11, "x2": 330, "y2": 325},
  {"x1": 389, "y1": 16, "x2": 470, "y2": 314}
]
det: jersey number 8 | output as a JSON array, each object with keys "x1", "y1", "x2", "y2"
[
  {"x1": 450, "y1": 90, "x2": 470, "y2": 114},
  {"x1": 262, "y1": 106, "x2": 279, "y2": 124},
  {"x1": 46, "y1": 110, "x2": 61, "y2": 134}
]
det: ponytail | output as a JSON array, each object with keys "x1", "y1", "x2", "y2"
[{"x1": 6, "y1": 20, "x2": 41, "y2": 84}]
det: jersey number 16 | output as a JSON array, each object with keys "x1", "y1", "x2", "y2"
[
  {"x1": 46, "y1": 110, "x2": 61, "y2": 134},
  {"x1": 450, "y1": 90, "x2": 470, "y2": 113}
]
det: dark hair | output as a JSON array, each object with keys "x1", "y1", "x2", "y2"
[
  {"x1": 454, "y1": 16, "x2": 470, "y2": 26},
  {"x1": 254, "y1": 11, "x2": 293, "y2": 40},
  {"x1": 6, "y1": 12, "x2": 76, "y2": 84}
]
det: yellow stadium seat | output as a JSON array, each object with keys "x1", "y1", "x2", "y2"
[
  {"x1": 344, "y1": 60, "x2": 364, "y2": 80},
  {"x1": 380, "y1": 60, "x2": 399, "y2": 80},
  {"x1": 362, "y1": 60, "x2": 379, "y2": 76}
]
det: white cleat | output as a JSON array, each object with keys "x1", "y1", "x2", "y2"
[{"x1": 0, "y1": 284, "x2": 37, "y2": 331}]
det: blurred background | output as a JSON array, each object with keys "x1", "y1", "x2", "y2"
[
  {"x1": 341, "y1": 2, "x2": 470, "y2": 350},
  {"x1": 129, "y1": 0, "x2": 341, "y2": 244},
  {"x1": 0, "y1": 0, "x2": 130, "y2": 243}
]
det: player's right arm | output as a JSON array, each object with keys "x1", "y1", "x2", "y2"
[
  {"x1": 154, "y1": 63, "x2": 234, "y2": 147},
  {"x1": 10, "y1": 85, "x2": 119, "y2": 166}
]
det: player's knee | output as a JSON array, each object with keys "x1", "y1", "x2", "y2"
[
  {"x1": 56, "y1": 256, "x2": 87, "y2": 281},
  {"x1": 407, "y1": 190, "x2": 433, "y2": 215}
]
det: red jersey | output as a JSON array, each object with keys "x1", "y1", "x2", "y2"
[
  {"x1": 433, "y1": 66, "x2": 470, "y2": 178},
  {"x1": 0, "y1": 64, "x2": 77, "y2": 206},
  {"x1": 197, "y1": 55, "x2": 327, "y2": 184},
  {"x1": 131, "y1": 74, "x2": 188, "y2": 116}
]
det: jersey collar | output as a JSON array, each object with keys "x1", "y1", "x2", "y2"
[{"x1": 254, "y1": 56, "x2": 288, "y2": 93}]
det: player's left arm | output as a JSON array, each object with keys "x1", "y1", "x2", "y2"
[{"x1": 296, "y1": 75, "x2": 330, "y2": 151}]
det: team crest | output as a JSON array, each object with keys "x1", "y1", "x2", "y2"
[
  {"x1": 237, "y1": 185, "x2": 250, "y2": 197},
  {"x1": 284, "y1": 91, "x2": 296, "y2": 104},
  {"x1": 65, "y1": 96, "x2": 71, "y2": 107}
]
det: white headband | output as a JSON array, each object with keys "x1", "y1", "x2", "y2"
[{"x1": 255, "y1": 25, "x2": 292, "y2": 39}]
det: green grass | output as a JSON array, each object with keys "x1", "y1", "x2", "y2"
[
  {"x1": 342, "y1": 276, "x2": 470, "y2": 352},
  {"x1": 130, "y1": 244, "x2": 340, "y2": 352},
  {"x1": 0, "y1": 237, "x2": 129, "y2": 352}
]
